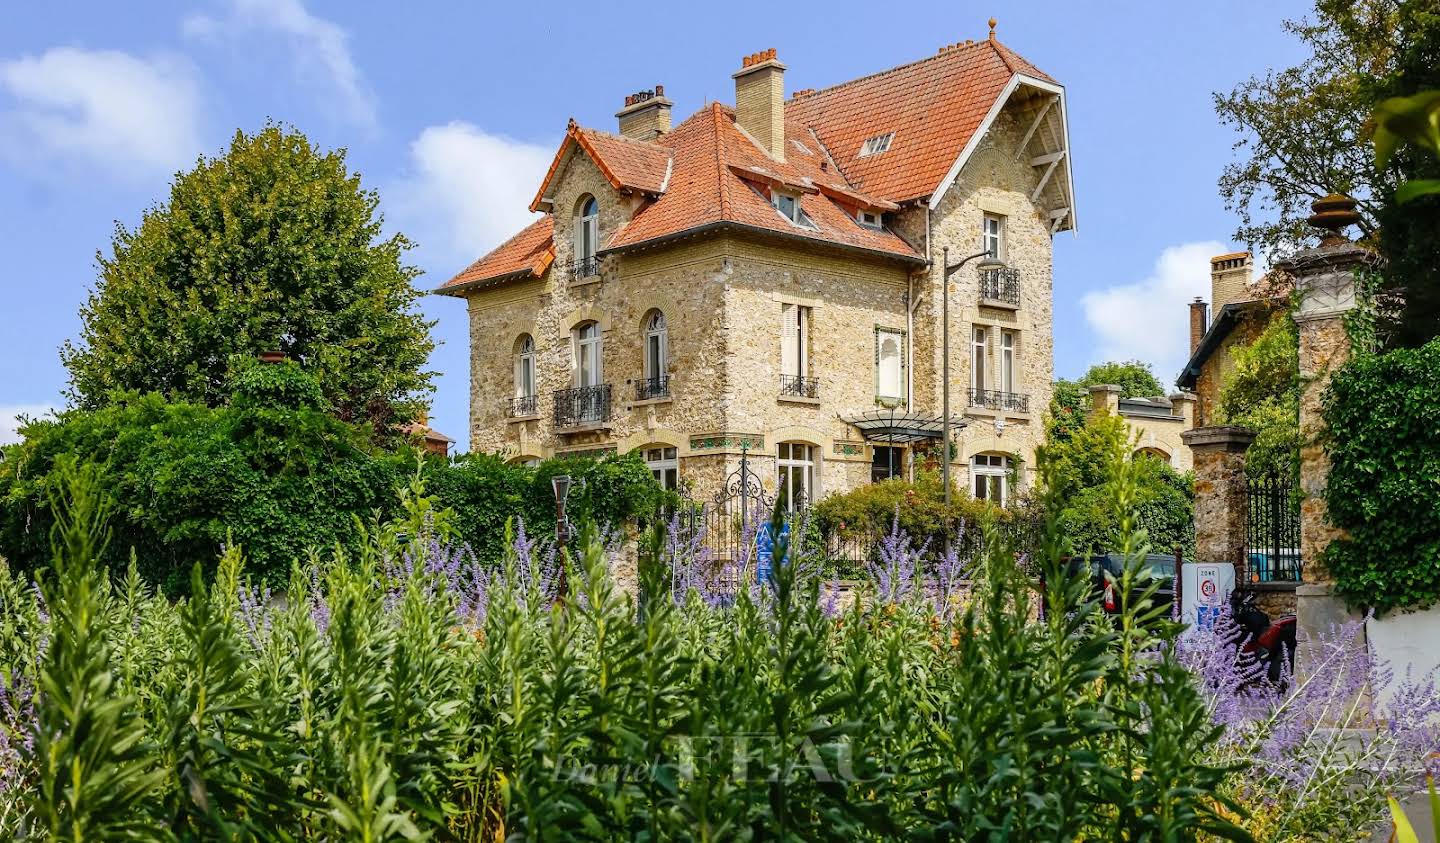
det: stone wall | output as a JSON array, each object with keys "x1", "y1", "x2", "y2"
[{"x1": 916, "y1": 103, "x2": 1056, "y2": 494}]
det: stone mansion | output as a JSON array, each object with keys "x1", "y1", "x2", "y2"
[{"x1": 436, "y1": 25, "x2": 1075, "y2": 507}]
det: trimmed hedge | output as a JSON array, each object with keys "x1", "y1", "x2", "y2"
[{"x1": 1324, "y1": 339, "x2": 1440, "y2": 614}]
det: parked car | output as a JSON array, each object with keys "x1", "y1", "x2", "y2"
[{"x1": 1065, "y1": 552, "x2": 1178, "y2": 616}]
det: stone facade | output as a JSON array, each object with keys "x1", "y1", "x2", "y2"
[
  {"x1": 457, "y1": 58, "x2": 1065, "y2": 507},
  {"x1": 1087, "y1": 385, "x2": 1197, "y2": 472}
]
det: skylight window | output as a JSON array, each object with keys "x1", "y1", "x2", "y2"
[
  {"x1": 857, "y1": 210, "x2": 883, "y2": 230},
  {"x1": 770, "y1": 191, "x2": 815, "y2": 228},
  {"x1": 859, "y1": 132, "x2": 894, "y2": 157}
]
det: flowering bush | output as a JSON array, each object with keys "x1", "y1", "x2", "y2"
[{"x1": 0, "y1": 445, "x2": 1259, "y2": 840}]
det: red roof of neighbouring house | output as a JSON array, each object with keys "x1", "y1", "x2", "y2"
[{"x1": 436, "y1": 36, "x2": 1056, "y2": 294}]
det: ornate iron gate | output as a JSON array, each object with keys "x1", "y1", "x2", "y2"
[{"x1": 1244, "y1": 471, "x2": 1302, "y2": 582}]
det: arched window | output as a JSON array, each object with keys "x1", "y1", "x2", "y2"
[
  {"x1": 513, "y1": 334, "x2": 536, "y2": 399},
  {"x1": 573, "y1": 195, "x2": 599, "y2": 277},
  {"x1": 573, "y1": 321, "x2": 603, "y2": 387},
  {"x1": 971, "y1": 453, "x2": 1010, "y2": 506},
  {"x1": 777, "y1": 442, "x2": 817, "y2": 512},
  {"x1": 641, "y1": 310, "x2": 669, "y2": 398},
  {"x1": 1135, "y1": 447, "x2": 1171, "y2": 466}
]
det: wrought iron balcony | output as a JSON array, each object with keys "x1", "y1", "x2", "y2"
[
  {"x1": 978, "y1": 266, "x2": 1021, "y2": 306},
  {"x1": 969, "y1": 388, "x2": 1029, "y2": 413},
  {"x1": 779, "y1": 373, "x2": 820, "y2": 399},
  {"x1": 554, "y1": 384, "x2": 612, "y2": 427},
  {"x1": 506, "y1": 394, "x2": 538, "y2": 418},
  {"x1": 568, "y1": 255, "x2": 600, "y2": 280},
  {"x1": 635, "y1": 375, "x2": 671, "y2": 401}
]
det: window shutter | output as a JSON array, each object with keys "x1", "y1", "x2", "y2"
[{"x1": 781, "y1": 304, "x2": 799, "y2": 376}]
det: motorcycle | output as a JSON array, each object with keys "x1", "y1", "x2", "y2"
[{"x1": 1229, "y1": 589, "x2": 1297, "y2": 685}]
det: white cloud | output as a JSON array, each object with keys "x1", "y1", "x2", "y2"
[
  {"x1": 388, "y1": 122, "x2": 551, "y2": 268},
  {"x1": 1080, "y1": 240, "x2": 1228, "y2": 389},
  {"x1": 184, "y1": 0, "x2": 375, "y2": 128},
  {"x1": 0, "y1": 47, "x2": 202, "y2": 177},
  {"x1": 0, "y1": 404, "x2": 56, "y2": 446}
]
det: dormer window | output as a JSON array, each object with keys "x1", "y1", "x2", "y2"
[
  {"x1": 857, "y1": 209, "x2": 883, "y2": 230},
  {"x1": 859, "y1": 132, "x2": 893, "y2": 157},
  {"x1": 770, "y1": 190, "x2": 814, "y2": 228}
]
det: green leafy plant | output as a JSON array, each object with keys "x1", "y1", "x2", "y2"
[
  {"x1": 1374, "y1": 90, "x2": 1440, "y2": 203},
  {"x1": 1323, "y1": 337, "x2": 1440, "y2": 613}
]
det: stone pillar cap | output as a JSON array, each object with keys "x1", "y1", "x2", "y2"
[
  {"x1": 1168, "y1": 391, "x2": 1197, "y2": 402},
  {"x1": 1088, "y1": 383, "x2": 1123, "y2": 394},
  {"x1": 1182, "y1": 425, "x2": 1257, "y2": 449}
]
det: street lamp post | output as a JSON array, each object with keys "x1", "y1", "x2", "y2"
[
  {"x1": 939, "y1": 246, "x2": 1007, "y2": 512},
  {"x1": 552, "y1": 474, "x2": 572, "y2": 600}
]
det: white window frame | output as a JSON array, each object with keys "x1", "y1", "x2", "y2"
[
  {"x1": 644, "y1": 311, "x2": 668, "y2": 382},
  {"x1": 859, "y1": 132, "x2": 893, "y2": 157},
  {"x1": 857, "y1": 209, "x2": 883, "y2": 229},
  {"x1": 575, "y1": 196, "x2": 599, "y2": 264},
  {"x1": 771, "y1": 191, "x2": 800, "y2": 223},
  {"x1": 999, "y1": 330, "x2": 1016, "y2": 394},
  {"x1": 781, "y1": 303, "x2": 809, "y2": 378},
  {"x1": 573, "y1": 321, "x2": 603, "y2": 387},
  {"x1": 982, "y1": 213, "x2": 1005, "y2": 261},
  {"x1": 875, "y1": 327, "x2": 904, "y2": 402},
  {"x1": 776, "y1": 442, "x2": 816, "y2": 512},
  {"x1": 971, "y1": 326, "x2": 989, "y2": 393},
  {"x1": 971, "y1": 453, "x2": 1009, "y2": 507},
  {"x1": 644, "y1": 446, "x2": 678, "y2": 490},
  {"x1": 514, "y1": 334, "x2": 536, "y2": 399}
]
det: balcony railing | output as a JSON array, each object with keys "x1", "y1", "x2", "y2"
[
  {"x1": 978, "y1": 267, "x2": 1021, "y2": 306},
  {"x1": 568, "y1": 255, "x2": 600, "y2": 280},
  {"x1": 506, "y1": 394, "x2": 539, "y2": 418},
  {"x1": 635, "y1": 374, "x2": 671, "y2": 401},
  {"x1": 554, "y1": 384, "x2": 612, "y2": 427},
  {"x1": 969, "y1": 388, "x2": 1029, "y2": 413},
  {"x1": 779, "y1": 373, "x2": 820, "y2": 399}
]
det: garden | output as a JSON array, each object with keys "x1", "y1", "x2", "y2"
[{"x1": 1, "y1": 438, "x2": 1437, "y2": 840}]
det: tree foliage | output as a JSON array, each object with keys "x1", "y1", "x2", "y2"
[
  {"x1": 1371, "y1": 4, "x2": 1440, "y2": 348},
  {"x1": 1042, "y1": 413, "x2": 1194, "y2": 557},
  {"x1": 61, "y1": 123, "x2": 435, "y2": 433},
  {"x1": 1048, "y1": 360, "x2": 1166, "y2": 442},
  {"x1": 1216, "y1": 310, "x2": 1302, "y2": 478},
  {"x1": 1214, "y1": 0, "x2": 1403, "y2": 258}
]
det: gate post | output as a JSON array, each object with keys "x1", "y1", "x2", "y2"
[
  {"x1": 1273, "y1": 195, "x2": 1371, "y2": 668},
  {"x1": 1181, "y1": 426, "x2": 1255, "y2": 579}
]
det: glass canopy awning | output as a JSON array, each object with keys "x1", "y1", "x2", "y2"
[{"x1": 840, "y1": 408, "x2": 968, "y2": 444}]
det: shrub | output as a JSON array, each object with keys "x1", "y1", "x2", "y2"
[
  {"x1": 0, "y1": 437, "x2": 1251, "y2": 840},
  {"x1": 0, "y1": 390, "x2": 396, "y2": 593},
  {"x1": 810, "y1": 472, "x2": 1003, "y2": 553},
  {"x1": 1324, "y1": 338, "x2": 1440, "y2": 613}
]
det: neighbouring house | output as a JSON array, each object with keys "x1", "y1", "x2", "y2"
[
  {"x1": 1176, "y1": 252, "x2": 1286, "y2": 425},
  {"x1": 404, "y1": 414, "x2": 455, "y2": 457},
  {"x1": 1086, "y1": 385, "x2": 1196, "y2": 472},
  {"x1": 434, "y1": 24, "x2": 1075, "y2": 508}
]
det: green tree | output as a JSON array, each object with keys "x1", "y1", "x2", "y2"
[
  {"x1": 1216, "y1": 311, "x2": 1301, "y2": 478},
  {"x1": 61, "y1": 122, "x2": 434, "y2": 432},
  {"x1": 1371, "y1": 4, "x2": 1440, "y2": 347},
  {"x1": 1214, "y1": 0, "x2": 1403, "y2": 258},
  {"x1": 1048, "y1": 360, "x2": 1166, "y2": 441}
]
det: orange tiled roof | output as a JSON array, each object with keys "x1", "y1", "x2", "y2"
[
  {"x1": 440, "y1": 36, "x2": 1057, "y2": 290},
  {"x1": 436, "y1": 216, "x2": 553, "y2": 293},
  {"x1": 606, "y1": 104, "x2": 921, "y2": 260},
  {"x1": 787, "y1": 37, "x2": 1053, "y2": 203},
  {"x1": 530, "y1": 121, "x2": 672, "y2": 212}
]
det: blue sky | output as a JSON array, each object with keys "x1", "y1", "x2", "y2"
[{"x1": 0, "y1": 0, "x2": 1310, "y2": 449}]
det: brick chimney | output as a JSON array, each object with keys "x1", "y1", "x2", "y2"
[
  {"x1": 1189, "y1": 297, "x2": 1208, "y2": 353},
  {"x1": 616, "y1": 85, "x2": 672, "y2": 141},
  {"x1": 733, "y1": 48, "x2": 786, "y2": 161},
  {"x1": 1209, "y1": 251, "x2": 1253, "y2": 311}
]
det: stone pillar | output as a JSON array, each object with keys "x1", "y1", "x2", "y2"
[
  {"x1": 1087, "y1": 383, "x2": 1121, "y2": 418},
  {"x1": 1169, "y1": 392, "x2": 1197, "y2": 428},
  {"x1": 1275, "y1": 195, "x2": 1372, "y2": 654},
  {"x1": 1182, "y1": 426, "x2": 1256, "y2": 577}
]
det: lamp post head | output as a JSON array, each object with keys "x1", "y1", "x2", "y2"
[
  {"x1": 976, "y1": 256, "x2": 1007, "y2": 272},
  {"x1": 551, "y1": 474, "x2": 572, "y2": 503}
]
